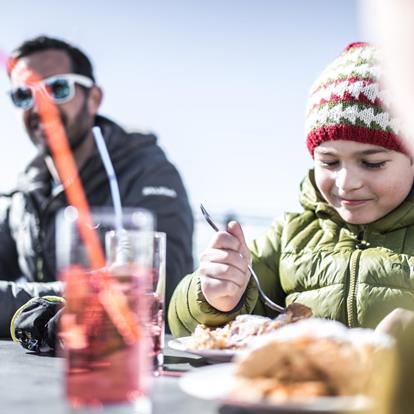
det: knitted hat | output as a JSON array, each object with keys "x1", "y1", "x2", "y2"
[{"x1": 305, "y1": 42, "x2": 408, "y2": 157}]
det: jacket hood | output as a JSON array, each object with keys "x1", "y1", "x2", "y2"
[
  {"x1": 16, "y1": 115, "x2": 158, "y2": 198},
  {"x1": 78, "y1": 115, "x2": 158, "y2": 194},
  {"x1": 299, "y1": 169, "x2": 414, "y2": 233},
  {"x1": 93, "y1": 115, "x2": 157, "y2": 170}
]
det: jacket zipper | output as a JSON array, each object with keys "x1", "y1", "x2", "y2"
[
  {"x1": 347, "y1": 230, "x2": 368, "y2": 327},
  {"x1": 347, "y1": 249, "x2": 361, "y2": 327}
]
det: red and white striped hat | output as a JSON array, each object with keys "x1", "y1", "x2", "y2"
[{"x1": 305, "y1": 42, "x2": 408, "y2": 157}]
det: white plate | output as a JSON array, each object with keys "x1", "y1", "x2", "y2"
[
  {"x1": 168, "y1": 336, "x2": 239, "y2": 362},
  {"x1": 179, "y1": 363, "x2": 236, "y2": 399},
  {"x1": 179, "y1": 363, "x2": 374, "y2": 413}
]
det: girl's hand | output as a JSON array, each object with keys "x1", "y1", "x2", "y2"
[{"x1": 199, "y1": 221, "x2": 251, "y2": 312}]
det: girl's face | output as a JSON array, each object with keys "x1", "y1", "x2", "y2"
[{"x1": 314, "y1": 140, "x2": 414, "y2": 225}]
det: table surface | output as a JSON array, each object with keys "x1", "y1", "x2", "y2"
[
  {"x1": 0, "y1": 335, "x2": 226, "y2": 414},
  {"x1": 0, "y1": 337, "x2": 379, "y2": 414}
]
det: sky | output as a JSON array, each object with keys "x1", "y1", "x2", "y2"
[{"x1": 0, "y1": 1, "x2": 361, "y2": 230}]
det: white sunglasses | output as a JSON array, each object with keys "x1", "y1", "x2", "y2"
[{"x1": 8, "y1": 73, "x2": 94, "y2": 110}]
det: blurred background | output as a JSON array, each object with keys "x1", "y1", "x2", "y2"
[{"x1": 0, "y1": 0, "x2": 360, "y2": 260}]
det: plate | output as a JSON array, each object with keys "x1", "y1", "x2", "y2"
[
  {"x1": 168, "y1": 336, "x2": 239, "y2": 362},
  {"x1": 179, "y1": 364, "x2": 374, "y2": 413}
]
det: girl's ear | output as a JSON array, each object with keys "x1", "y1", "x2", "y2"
[{"x1": 87, "y1": 85, "x2": 103, "y2": 116}]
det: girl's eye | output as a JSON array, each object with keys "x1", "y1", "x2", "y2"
[
  {"x1": 362, "y1": 161, "x2": 387, "y2": 169},
  {"x1": 319, "y1": 160, "x2": 339, "y2": 167}
]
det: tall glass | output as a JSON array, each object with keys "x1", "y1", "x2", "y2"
[
  {"x1": 56, "y1": 206, "x2": 154, "y2": 412},
  {"x1": 150, "y1": 232, "x2": 166, "y2": 375}
]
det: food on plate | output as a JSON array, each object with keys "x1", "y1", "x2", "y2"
[
  {"x1": 228, "y1": 319, "x2": 395, "y2": 404},
  {"x1": 191, "y1": 303, "x2": 312, "y2": 350}
]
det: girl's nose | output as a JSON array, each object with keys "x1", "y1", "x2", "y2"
[{"x1": 335, "y1": 167, "x2": 363, "y2": 193}]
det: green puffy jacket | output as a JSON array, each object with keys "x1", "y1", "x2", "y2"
[{"x1": 169, "y1": 170, "x2": 414, "y2": 337}]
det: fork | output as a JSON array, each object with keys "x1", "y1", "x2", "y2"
[{"x1": 200, "y1": 204, "x2": 285, "y2": 313}]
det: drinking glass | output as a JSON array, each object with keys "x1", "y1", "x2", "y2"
[
  {"x1": 149, "y1": 232, "x2": 166, "y2": 375},
  {"x1": 56, "y1": 206, "x2": 154, "y2": 413}
]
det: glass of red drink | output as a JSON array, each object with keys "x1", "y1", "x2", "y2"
[
  {"x1": 149, "y1": 232, "x2": 166, "y2": 375},
  {"x1": 56, "y1": 207, "x2": 154, "y2": 413}
]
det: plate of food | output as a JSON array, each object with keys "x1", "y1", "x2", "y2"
[
  {"x1": 169, "y1": 304, "x2": 313, "y2": 362},
  {"x1": 179, "y1": 363, "x2": 373, "y2": 412},
  {"x1": 179, "y1": 318, "x2": 395, "y2": 413},
  {"x1": 168, "y1": 336, "x2": 239, "y2": 362}
]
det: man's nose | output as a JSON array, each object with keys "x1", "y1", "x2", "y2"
[
  {"x1": 29, "y1": 93, "x2": 41, "y2": 114},
  {"x1": 335, "y1": 167, "x2": 363, "y2": 192}
]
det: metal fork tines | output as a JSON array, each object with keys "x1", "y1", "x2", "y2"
[{"x1": 200, "y1": 203, "x2": 284, "y2": 313}]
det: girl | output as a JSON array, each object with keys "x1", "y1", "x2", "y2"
[{"x1": 168, "y1": 42, "x2": 414, "y2": 337}]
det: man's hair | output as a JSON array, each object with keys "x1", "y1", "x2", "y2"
[{"x1": 8, "y1": 35, "x2": 95, "y2": 82}]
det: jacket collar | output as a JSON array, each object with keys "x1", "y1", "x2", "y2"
[{"x1": 16, "y1": 115, "x2": 157, "y2": 209}]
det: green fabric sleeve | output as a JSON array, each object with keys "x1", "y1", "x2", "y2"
[{"x1": 168, "y1": 271, "x2": 259, "y2": 337}]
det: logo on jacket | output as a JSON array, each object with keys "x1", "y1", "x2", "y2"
[
  {"x1": 391, "y1": 262, "x2": 414, "y2": 278},
  {"x1": 142, "y1": 186, "x2": 177, "y2": 198}
]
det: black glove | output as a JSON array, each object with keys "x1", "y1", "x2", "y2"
[{"x1": 10, "y1": 296, "x2": 65, "y2": 354}]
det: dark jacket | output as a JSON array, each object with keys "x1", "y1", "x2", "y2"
[
  {"x1": 0, "y1": 116, "x2": 194, "y2": 336},
  {"x1": 169, "y1": 169, "x2": 414, "y2": 337}
]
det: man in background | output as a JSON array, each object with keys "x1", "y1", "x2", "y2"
[{"x1": 0, "y1": 35, "x2": 193, "y2": 336}]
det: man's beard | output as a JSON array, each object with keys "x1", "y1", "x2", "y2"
[{"x1": 30, "y1": 99, "x2": 91, "y2": 157}]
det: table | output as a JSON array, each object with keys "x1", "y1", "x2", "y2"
[
  {"x1": 0, "y1": 338, "x2": 380, "y2": 414},
  {"x1": 0, "y1": 336, "x2": 222, "y2": 414}
]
